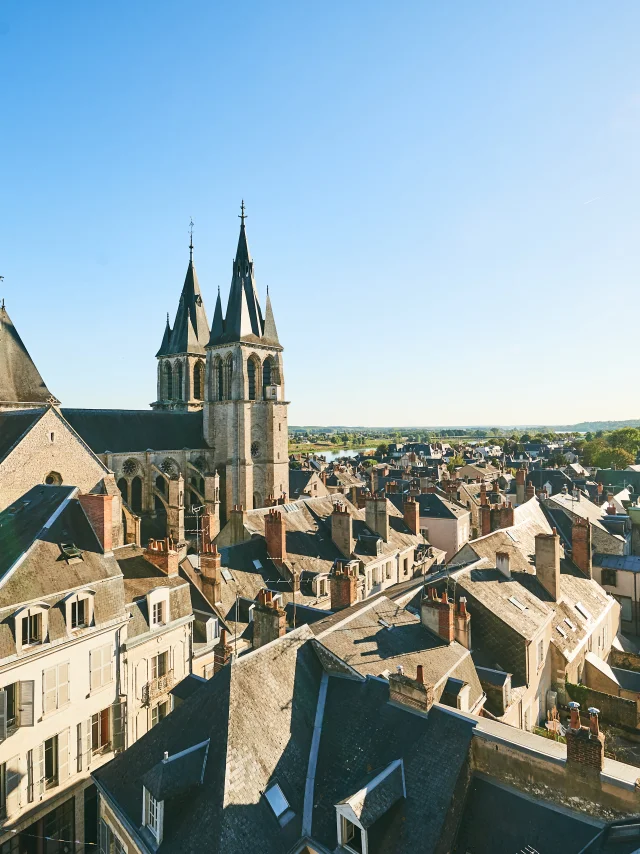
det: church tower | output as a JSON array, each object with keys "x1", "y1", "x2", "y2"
[
  {"x1": 203, "y1": 203, "x2": 288, "y2": 517},
  {"x1": 152, "y1": 227, "x2": 210, "y2": 411}
]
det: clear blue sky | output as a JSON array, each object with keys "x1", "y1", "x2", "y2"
[{"x1": 1, "y1": 1, "x2": 639, "y2": 427}]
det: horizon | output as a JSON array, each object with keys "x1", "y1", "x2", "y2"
[{"x1": 1, "y1": 1, "x2": 639, "y2": 425}]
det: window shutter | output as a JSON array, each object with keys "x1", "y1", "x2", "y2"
[
  {"x1": 84, "y1": 718, "x2": 92, "y2": 771},
  {"x1": 99, "y1": 819, "x2": 108, "y2": 854},
  {"x1": 18, "y1": 681, "x2": 35, "y2": 727},
  {"x1": 76, "y1": 723, "x2": 83, "y2": 773},
  {"x1": 0, "y1": 690, "x2": 7, "y2": 744},
  {"x1": 37, "y1": 743, "x2": 45, "y2": 797},
  {"x1": 112, "y1": 699, "x2": 126, "y2": 752},
  {"x1": 6, "y1": 756, "x2": 20, "y2": 817},
  {"x1": 90, "y1": 648, "x2": 101, "y2": 692},
  {"x1": 102, "y1": 644, "x2": 113, "y2": 687},
  {"x1": 26, "y1": 749, "x2": 34, "y2": 803},
  {"x1": 58, "y1": 663, "x2": 70, "y2": 707},
  {"x1": 58, "y1": 728, "x2": 69, "y2": 783},
  {"x1": 43, "y1": 667, "x2": 57, "y2": 715}
]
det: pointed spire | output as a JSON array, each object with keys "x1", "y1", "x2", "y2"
[
  {"x1": 166, "y1": 225, "x2": 210, "y2": 355},
  {"x1": 209, "y1": 287, "x2": 225, "y2": 345},
  {"x1": 156, "y1": 313, "x2": 172, "y2": 357},
  {"x1": 263, "y1": 288, "x2": 280, "y2": 346},
  {"x1": 0, "y1": 302, "x2": 59, "y2": 406}
]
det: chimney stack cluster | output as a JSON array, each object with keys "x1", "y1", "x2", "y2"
[
  {"x1": 144, "y1": 537, "x2": 179, "y2": 577},
  {"x1": 566, "y1": 702, "x2": 605, "y2": 772},
  {"x1": 571, "y1": 517, "x2": 592, "y2": 579},
  {"x1": 535, "y1": 529, "x2": 561, "y2": 602},
  {"x1": 79, "y1": 493, "x2": 114, "y2": 553},
  {"x1": 331, "y1": 503, "x2": 355, "y2": 558},
  {"x1": 265, "y1": 509, "x2": 287, "y2": 568},
  {"x1": 388, "y1": 664, "x2": 434, "y2": 713},
  {"x1": 200, "y1": 541, "x2": 222, "y2": 605},
  {"x1": 252, "y1": 587, "x2": 286, "y2": 649},
  {"x1": 365, "y1": 495, "x2": 390, "y2": 542},
  {"x1": 403, "y1": 497, "x2": 420, "y2": 536},
  {"x1": 330, "y1": 561, "x2": 359, "y2": 611},
  {"x1": 213, "y1": 628, "x2": 233, "y2": 673},
  {"x1": 421, "y1": 587, "x2": 455, "y2": 644}
]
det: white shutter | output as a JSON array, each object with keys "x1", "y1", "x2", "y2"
[
  {"x1": 18, "y1": 681, "x2": 35, "y2": 727},
  {"x1": 43, "y1": 667, "x2": 57, "y2": 715},
  {"x1": 26, "y1": 749, "x2": 34, "y2": 804},
  {"x1": 58, "y1": 728, "x2": 69, "y2": 783},
  {"x1": 101, "y1": 644, "x2": 113, "y2": 687},
  {"x1": 84, "y1": 718, "x2": 92, "y2": 771},
  {"x1": 112, "y1": 700, "x2": 126, "y2": 752},
  {"x1": 37, "y1": 743, "x2": 45, "y2": 797},
  {"x1": 58, "y1": 663, "x2": 70, "y2": 707},
  {"x1": 0, "y1": 690, "x2": 7, "y2": 743},
  {"x1": 90, "y1": 648, "x2": 101, "y2": 692},
  {"x1": 6, "y1": 756, "x2": 20, "y2": 817},
  {"x1": 76, "y1": 723, "x2": 83, "y2": 773}
]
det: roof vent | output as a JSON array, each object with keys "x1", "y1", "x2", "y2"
[{"x1": 61, "y1": 543, "x2": 83, "y2": 560}]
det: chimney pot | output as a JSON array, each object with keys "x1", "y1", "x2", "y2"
[
  {"x1": 568, "y1": 701, "x2": 581, "y2": 730},
  {"x1": 588, "y1": 707, "x2": 600, "y2": 736}
]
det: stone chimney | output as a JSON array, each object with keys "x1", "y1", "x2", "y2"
[
  {"x1": 480, "y1": 483, "x2": 488, "y2": 506},
  {"x1": 265, "y1": 509, "x2": 287, "y2": 568},
  {"x1": 213, "y1": 628, "x2": 233, "y2": 673},
  {"x1": 366, "y1": 496, "x2": 390, "y2": 542},
  {"x1": 525, "y1": 481, "x2": 536, "y2": 501},
  {"x1": 515, "y1": 468, "x2": 527, "y2": 505},
  {"x1": 490, "y1": 505, "x2": 514, "y2": 532},
  {"x1": 455, "y1": 597, "x2": 471, "y2": 649},
  {"x1": 252, "y1": 588, "x2": 286, "y2": 649},
  {"x1": 227, "y1": 505, "x2": 247, "y2": 546},
  {"x1": 144, "y1": 537, "x2": 179, "y2": 577},
  {"x1": 566, "y1": 703, "x2": 605, "y2": 773},
  {"x1": 331, "y1": 503, "x2": 354, "y2": 558},
  {"x1": 496, "y1": 551, "x2": 511, "y2": 579},
  {"x1": 421, "y1": 588, "x2": 455, "y2": 644},
  {"x1": 403, "y1": 497, "x2": 420, "y2": 536},
  {"x1": 572, "y1": 517, "x2": 592, "y2": 579},
  {"x1": 330, "y1": 561, "x2": 359, "y2": 611},
  {"x1": 200, "y1": 542, "x2": 222, "y2": 605},
  {"x1": 535, "y1": 529, "x2": 561, "y2": 602},
  {"x1": 79, "y1": 494, "x2": 113, "y2": 553},
  {"x1": 388, "y1": 665, "x2": 434, "y2": 714}
]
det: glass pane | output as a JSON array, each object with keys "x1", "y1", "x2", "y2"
[{"x1": 264, "y1": 784, "x2": 288, "y2": 817}]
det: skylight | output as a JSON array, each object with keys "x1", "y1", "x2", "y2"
[
  {"x1": 264, "y1": 784, "x2": 289, "y2": 819},
  {"x1": 508, "y1": 596, "x2": 527, "y2": 612},
  {"x1": 564, "y1": 618, "x2": 576, "y2": 631},
  {"x1": 575, "y1": 602, "x2": 592, "y2": 621},
  {"x1": 378, "y1": 618, "x2": 392, "y2": 630},
  {"x1": 253, "y1": 559, "x2": 263, "y2": 570},
  {"x1": 556, "y1": 626, "x2": 567, "y2": 638},
  {"x1": 221, "y1": 568, "x2": 233, "y2": 582}
]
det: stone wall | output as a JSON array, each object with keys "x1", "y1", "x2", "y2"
[
  {"x1": 566, "y1": 682, "x2": 640, "y2": 729},
  {"x1": 610, "y1": 649, "x2": 640, "y2": 673}
]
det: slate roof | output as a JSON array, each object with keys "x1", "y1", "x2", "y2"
[
  {"x1": 0, "y1": 409, "x2": 44, "y2": 462},
  {"x1": 0, "y1": 304, "x2": 58, "y2": 405},
  {"x1": 337, "y1": 760, "x2": 405, "y2": 829},
  {"x1": 61, "y1": 409, "x2": 205, "y2": 454},
  {"x1": 527, "y1": 468, "x2": 575, "y2": 495},
  {"x1": 157, "y1": 248, "x2": 210, "y2": 356},
  {"x1": 142, "y1": 740, "x2": 210, "y2": 801},
  {"x1": 413, "y1": 493, "x2": 468, "y2": 520},
  {"x1": 545, "y1": 492, "x2": 623, "y2": 540}
]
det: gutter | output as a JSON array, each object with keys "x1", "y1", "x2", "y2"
[{"x1": 302, "y1": 670, "x2": 328, "y2": 836}]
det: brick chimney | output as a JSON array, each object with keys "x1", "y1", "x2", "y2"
[
  {"x1": 330, "y1": 561, "x2": 358, "y2": 611},
  {"x1": 490, "y1": 505, "x2": 514, "y2": 532},
  {"x1": 421, "y1": 588, "x2": 455, "y2": 644},
  {"x1": 496, "y1": 551, "x2": 511, "y2": 579},
  {"x1": 525, "y1": 481, "x2": 535, "y2": 500},
  {"x1": 479, "y1": 503, "x2": 491, "y2": 537},
  {"x1": 200, "y1": 542, "x2": 222, "y2": 605},
  {"x1": 480, "y1": 483, "x2": 488, "y2": 506},
  {"x1": 566, "y1": 703, "x2": 605, "y2": 773},
  {"x1": 388, "y1": 665, "x2": 434, "y2": 713},
  {"x1": 331, "y1": 503, "x2": 354, "y2": 558},
  {"x1": 515, "y1": 468, "x2": 527, "y2": 505},
  {"x1": 404, "y1": 497, "x2": 420, "y2": 536},
  {"x1": 144, "y1": 538, "x2": 179, "y2": 577},
  {"x1": 265, "y1": 509, "x2": 287, "y2": 568},
  {"x1": 572, "y1": 517, "x2": 592, "y2": 579},
  {"x1": 227, "y1": 505, "x2": 247, "y2": 545},
  {"x1": 535, "y1": 529, "x2": 561, "y2": 602},
  {"x1": 366, "y1": 496, "x2": 390, "y2": 542},
  {"x1": 455, "y1": 597, "x2": 471, "y2": 649},
  {"x1": 213, "y1": 628, "x2": 233, "y2": 673},
  {"x1": 252, "y1": 588, "x2": 286, "y2": 649},
  {"x1": 79, "y1": 494, "x2": 113, "y2": 553}
]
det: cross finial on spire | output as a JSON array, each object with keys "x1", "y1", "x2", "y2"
[
  {"x1": 239, "y1": 200, "x2": 247, "y2": 225},
  {"x1": 189, "y1": 218, "x2": 194, "y2": 261}
]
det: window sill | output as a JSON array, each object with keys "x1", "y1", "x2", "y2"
[
  {"x1": 88, "y1": 681, "x2": 114, "y2": 698},
  {"x1": 41, "y1": 701, "x2": 71, "y2": 721}
]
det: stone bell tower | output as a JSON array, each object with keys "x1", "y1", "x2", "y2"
[{"x1": 203, "y1": 203, "x2": 289, "y2": 519}]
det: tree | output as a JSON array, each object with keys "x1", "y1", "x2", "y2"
[
  {"x1": 376, "y1": 443, "x2": 389, "y2": 458},
  {"x1": 608, "y1": 428, "x2": 640, "y2": 455},
  {"x1": 362, "y1": 459, "x2": 377, "y2": 468},
  {"x1": 447, "y1": 455, "x2": 464, "y2": 474},
  {"x1": 596, "y1": 447, "x2": 634, "y2": 469}
]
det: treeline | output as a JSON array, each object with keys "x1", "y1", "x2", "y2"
[{"x1": 578, "y1": 428, "x2": 640, "y2": 469}]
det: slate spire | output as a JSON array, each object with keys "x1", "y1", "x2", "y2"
[
  {"x1": 262, "y1": 287, "x2": 280, "y2": 346},
  {"x1": 218, "y1": 202, "x2": 265, "y2": 343},
  {"x1": 0, "y1": 303, "x2": 59, "y2": 406},
  {"x1": 163, "y1": 229, "x2": 210, "y2": 356},
  {"x1": 210, "y1": 287, "x2": 224, "y2": 344},
  {"x1": 156, "y1": 313, "x2": 172, "y2": 358}
]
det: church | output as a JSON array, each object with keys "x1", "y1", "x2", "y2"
[{"x1": 0, "y1": 206, "x2": 289, "y2": 546}]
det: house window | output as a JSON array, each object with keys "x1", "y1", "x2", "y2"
[
  {"x1": 43, "y1": 663, "x2": 70, "y2": 715},
  {"x1": 151, "y1": 701, "x2": 169, "y2": 728},
  {"x1": 341, "y1": 816, "x2": 364, "y2": 853},
  {"x1": 90, "y1": 644, "x2": 114, "y2": 692},
  {"x1": 152, "y1": 601, "x2": 165, "y2": 627},
  {"x1": 144, "y1": 788, "x2": 162, "y2": 841},
  {"x1": 71, "y1": 598, "x2": 87, "y2": 629},
  {"x1": 22, "y1": 613, "x2": 42, "y2": 646},
  {"x1": 44, "y1": 735, "x2": 58, "y2": 789},
  {"x1": 615, "y1": 595, "x2": 633, "y2": 623},
  {"x1": 91, "y1": 708, "x2": 111, "y2": 753},
  {"x1": 5, "y1": 684, "x2": 16, "y2": 729},
  {"x1": 100, "y1": 820, "x2": 126, "y2": 854},
  {"x1": 151, "y1": 652, "x2": 168, "y2": 681},
  {"x1": 601, "y1": 568, "x2": 617, "y2": 587}
]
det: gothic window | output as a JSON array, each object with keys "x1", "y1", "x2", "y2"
[
  {"x1": 213, "y1": 356, "x2": 223, "y2": 401},
  {"x1": 122, "y1": 459, "x2": 138, "y2": 476},
  {"x1": 262, "y1": 357, "x2": 272, "y2": 392},
  {"x1": 164, "y1": 363, "x2": 173, "y2": 400},
  {"x1": 131, "y1": 477, "x2": 143, "y2": 513},
  {"x1": 176, "y1": 362, "x2": 184, "y2": 401},
  {"x1": 247, "y1": 355, "x2": 259, "y2": 400},
  {"x1": 251, "y1": 442, "x2": 260, "y2": 458},
  {"x1": 193, "y1": 361, "x2": 205, "y2": 400},
  {"x1": 224, "y1": 354, "x2": 233, "y2": 400},
  {"x1": 117, "y1": 478, "x2": 128, "y2": 504},
  {"x1": 161, "y1": 458, "x2": 179, "y2": 477}
]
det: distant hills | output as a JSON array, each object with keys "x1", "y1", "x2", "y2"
[{"x1": 291, "y1": 419, "x2": 640, "y2": 433}]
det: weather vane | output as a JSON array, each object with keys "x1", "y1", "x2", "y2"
[
  {"x1": 189, "y1": 219, "x2": 194, "y2": 259},
  {"x1": 239, "y1": 200, "x2": 247, "y2": 225}
]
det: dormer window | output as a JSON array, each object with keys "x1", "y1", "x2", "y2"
[
  {"x1": 15, "y1": 605, "x2": 50, "y2": 653},
  {"x1": 152, "y1": 602, "x2": 165, "y2": 626},
  {"x1": 143, "y1": 786, "x2": 163, "y2": 843},
  {"x1": 22, "y1": 613, "x2": 41, "y2": 646},
  {"x1": 148, "y1": 589, "x2": 171, "y2": 630},
  {"x1": 64, "y1": 590, "x2": 95, "y2": 634},
  {"x1": 336, "y1": 759, "x2": 405, "y2": 854}
]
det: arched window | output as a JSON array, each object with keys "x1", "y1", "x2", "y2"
[
  {"x1": 213, "y1": 356, "x2": 223, "y2": 401},
  {"x1": 224, "y1": 354, "x2": 233, "y2": 400},
  {"x1": 131, "y1": 477, "x2": 143, "y2": 513},
  {"x1": 117, "y1": 478, "x2": 128, "y2": 504},
  {"x1": 247, "y1": 356, "x2": 258, "y2": 400},
  {"x1": 194, "y1": 361, "x2": 205, "y2": 400},
  {"x1": 176, "y1": 362, "x2": 184, "y2": 401},
  {"x1": 262, "y1": 356, "x2": 274, "y2": 393},
  {"x1": 164, "y1": 362, "x2": 173, "y2": 400}
]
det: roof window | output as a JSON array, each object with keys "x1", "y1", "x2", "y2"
[
  {"x1": 61, "y1": 543, "x2": 83, "y2": 561},
  {"x1": 221, "y1": 568, "x2": 233, "y2": 582},
  {"x1": 508, "y1": 596, "x2": 527, "y2": 612},
  {"x1": 264, "y1": 783, "x2": 294, "y2": 826},
  {"x1": 556, "y1": 626, "x2": 567, "y2": 638},
  {"x1": 575, "y1": 602, "x2": 592, "y2": 621},
  {"x1": 564, "y1": 618, "x2": 576, "y2": 631},
  {"x1": 253, "y1": 559, "x2": 263, "y2": 569}
]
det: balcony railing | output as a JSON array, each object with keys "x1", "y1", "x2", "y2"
[{"x1": 143, "y1": 669, "x2": 175, "y2": 705}]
